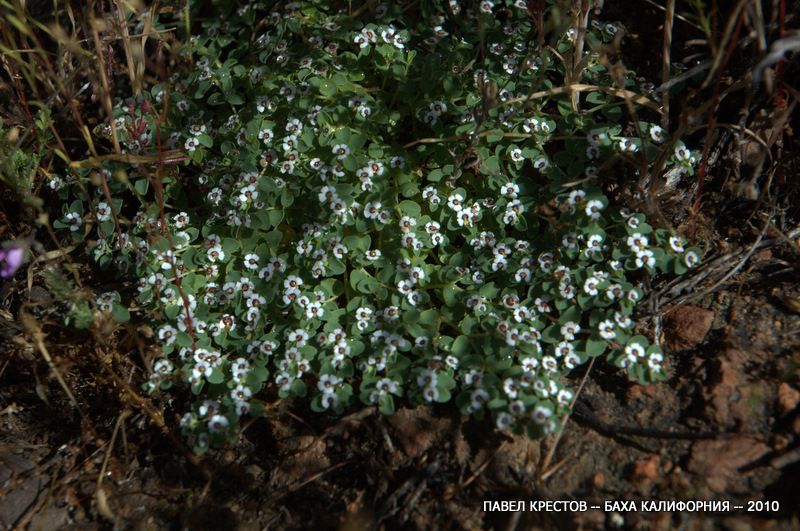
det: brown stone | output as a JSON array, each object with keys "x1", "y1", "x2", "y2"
[
  {"x1": 706, "y1": 356, "x2": 750, "y2": 428},
  {"x1": 664, "y1": 305, "x2": 715, "y2": 351},
  {"x1": 777, "y1": 383, "x2": 800, "y2": 416},
  {"x1": 630, "y1": 455, "x2": 660, "y2": 489}
]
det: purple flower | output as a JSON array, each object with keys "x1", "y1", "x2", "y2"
[{"x1": 0, "y1": 245, "x2": 24, "y2": 278}]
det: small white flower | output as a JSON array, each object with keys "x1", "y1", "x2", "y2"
[
  {"x1": 583, "y1": 277, "x2": 599, "y2": 296},
  {"x1": 669, "y1": 236, "x2": 686, "y2": 253},
  {"x1": 674, "y1": 143, "x2": 691, "y2": 162},
  {"x1": 598, "y1": 320, "x2": 616, "y2": 340},
  {"x1": 555, "y1": 341, "x2": 574, "y2": 358},
  {"x1": 560, "y1": 321, "x2": 580, "y2": 340},
  {"x1": 684, "y1": 250, "x2": 700, "y2": 268},
  {"x1": 429, "y1": 101, "x2": 448, "y2": 116},
  {"x1": 64, "y1": 211, "x2": 83, "y2": 232},
  {"x1": 332, "y1": 143, "x2": 350, "y2": 160},
  {"x1": 496, "y1": 412, "x2": 513, "y2": 430},
  {"x1": 618, "y1": 138, "x2": 639, "y2": 152},
  {"x1": 208, "y1": 414, "x2": 229, "y2": 433},
  {"x1": 531, "y1": 405, "x2": 553, "y2": 425},
  {"x1": 625, "y1": 343, "x2": 646, "y2": 359},
  {"x1": 647, "y1": 352, "x2": 664, "y2": 372},
  {"x1": 158, "y1": 325, "x2": 177, "y2": 345},
  {"x1": 585, "y1": 199, "x2": 604, "y2": 220},
  {"x1": 95, "y1": 202, "x2": 112, "y2": 222},
  {"x1": 649, "y1": 124, "x2": 666, "y2": 143},
  {"x1": 627, "y1": 233, "x2": 648, "y2": 252},
  {"x1": 635, "y1": 249, "x2": 655, "y2": 269},
  {"x1": 173, "y1": 212, "x2": 190, "y2": 228},
  {"x1": 207, "y1": 245, "x2": 224, "y2": 262},
  {"x1": 447, "y1": 193, "x2": 464, "y2": 211},
  {"x1": 567, "y1": 190, "x2": 586, "y2": 206}
]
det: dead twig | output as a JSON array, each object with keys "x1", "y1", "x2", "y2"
[
  {"x1": 20, "y1": 310, "x2": 79, "y2": 408},
  {"x1": 662, "y1": 0, "x2": 675, "y2": 130},
  {"x1": 539, "y1": 357, "x2": 595, "y2": 481}
]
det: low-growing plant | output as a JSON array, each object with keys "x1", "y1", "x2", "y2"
[{"x1": 51, "y1": 0, "x2": 702, "y2": 452}]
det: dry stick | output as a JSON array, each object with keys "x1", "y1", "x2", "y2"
[
  {"x1": 571, "y1": 0, "x2": 590, "y2": 111},
  {"x1": 90, "y1": 20, "x2": 121, "y2": 154},
  {"x1": 265, "y1": 460, "x2": 351, "y2": 505},
  {"x1": 539, "y1": 357, "x2": 595, "y2": 481},
  {"x1": 462, "y1": 446, "x2": 502, "y2": 488},
  {"x1": 70, "y1": 150, "x2": 189, "y2": 168},
  {"x1": 662, "y1": 0, "x2": 675, "y2": 130},
  {"x1": 641, "y1": 0, "x2": 705, "y2": 31},
  {"x1": 149, "y1": 94, "x2": 198, "y2": 345},
  {"x1": 93, "y1": 348, "x2": 210, "y2": 479},
  {"x1": 671, "y1": 214, "x2": 772, "y2": 306},
  {"x1": 113, "y1": 0, "x2": 141, "y2": 95},
  {"x1": 88, "y1": 17, "x2": 130, "y2": 253},
  {"x1": 20, "y1": 310, "x2": 80, "y2": 409},
  {"x1": 96, "y1": 410, "x2": 131, "y2": 521},
  {"x1": 506, "y1": 83, "x2": 661, "y2": 111},
  {"x1": 700, "y1": 0, "x2": 752, "y2": 90}
]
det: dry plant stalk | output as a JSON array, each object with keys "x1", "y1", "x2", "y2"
[{"x1": 662, "y1": 0, "x2": 675, "y2": 130}]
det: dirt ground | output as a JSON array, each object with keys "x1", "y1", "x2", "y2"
[{"x1": 3, "y1": 223, "x2": 800, "y2": 531}]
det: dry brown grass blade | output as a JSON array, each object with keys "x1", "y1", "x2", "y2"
[
  {"x1": 662, "y1": 0, "x2": 675, "y2": 129},
  {"x1": 20, "y1": 309, "x2": 79, "y2": 408},
  {"x1": 96, "y1": 410, "x2": 131, "y2": 521},
  {"x1": 570, "y1": 0, "x2": 590, "y2": 111},
  {"x1": 700, "y1": 0, "x2": 752, "y2": 90},
  {"x1": 502, "y1": 83, "x2": 661, "y2": 112},
  {"x1": 113, "y1": 0, "x2": 145, "y2": 95},
  {"x1": 69, "y1": 149, "x2": 189, "y2": 168},
  {"x1": 538, "y1": 357, "x2": 595, "y2": 481}
]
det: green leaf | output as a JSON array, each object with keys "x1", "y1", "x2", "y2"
[
  {"x1": 227, "y1": 92, "x2": 244, "y2": 105},
  {"x1": 350, "y1": 268, "x2": 380, "y2": 294},
  {"x1": 134, "y1": 179, "x2": 149, "y2": 195},
  {"x1": 481, "y1": 156, "x2": 500, "y2": 174},
  {"x1": 419, "y1": 309, "x2": 439, "y2": 326},
  {"x1": 585, "y1": 339, "x2": 607, "y2": 357},
  {"x1": 378, "y1": 394, "x2": 395, "y2": 415},
  {"x1": 398, "y1": 200, "x2": 421, "y2": 217},
  {"x1": 207, "y1": 366, "x2": 225, "y2": 385},
  {"x1": 319, "y1": 79, "x2": 336, "y2": 97},
  {"x1": 442, "y1": 284, "x2": 460, "y2": 307},
  {"x1": 112, "y1": 304, "x2": 130, "y2": 323},
  {"x1": 451, "y1": 335, "x2": 470, "y2": 355}
]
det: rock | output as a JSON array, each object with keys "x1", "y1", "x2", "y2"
[
  {"x1": 664, "y1": 305, "x2": 715, "y2": 351},
  {"x1": 706, "y1": 354, "x2": 750, "y2": 428},
  {"x1": 777, "y1": 383, "x2": 800, "y2": 416},
  {"x1": 687, "y1": 437, "x2": 769, "y2": 492},
  {"x1": 630, "y1": 455, "x2": 660, "y2": 487}
]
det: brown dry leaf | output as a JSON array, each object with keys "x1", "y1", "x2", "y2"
[
  {"x1": 687, "y1": 437, "x2": 769, "y2": 492},
  {"x1": 664, "y1": 305, "x2": 715, "y2": 351}
]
